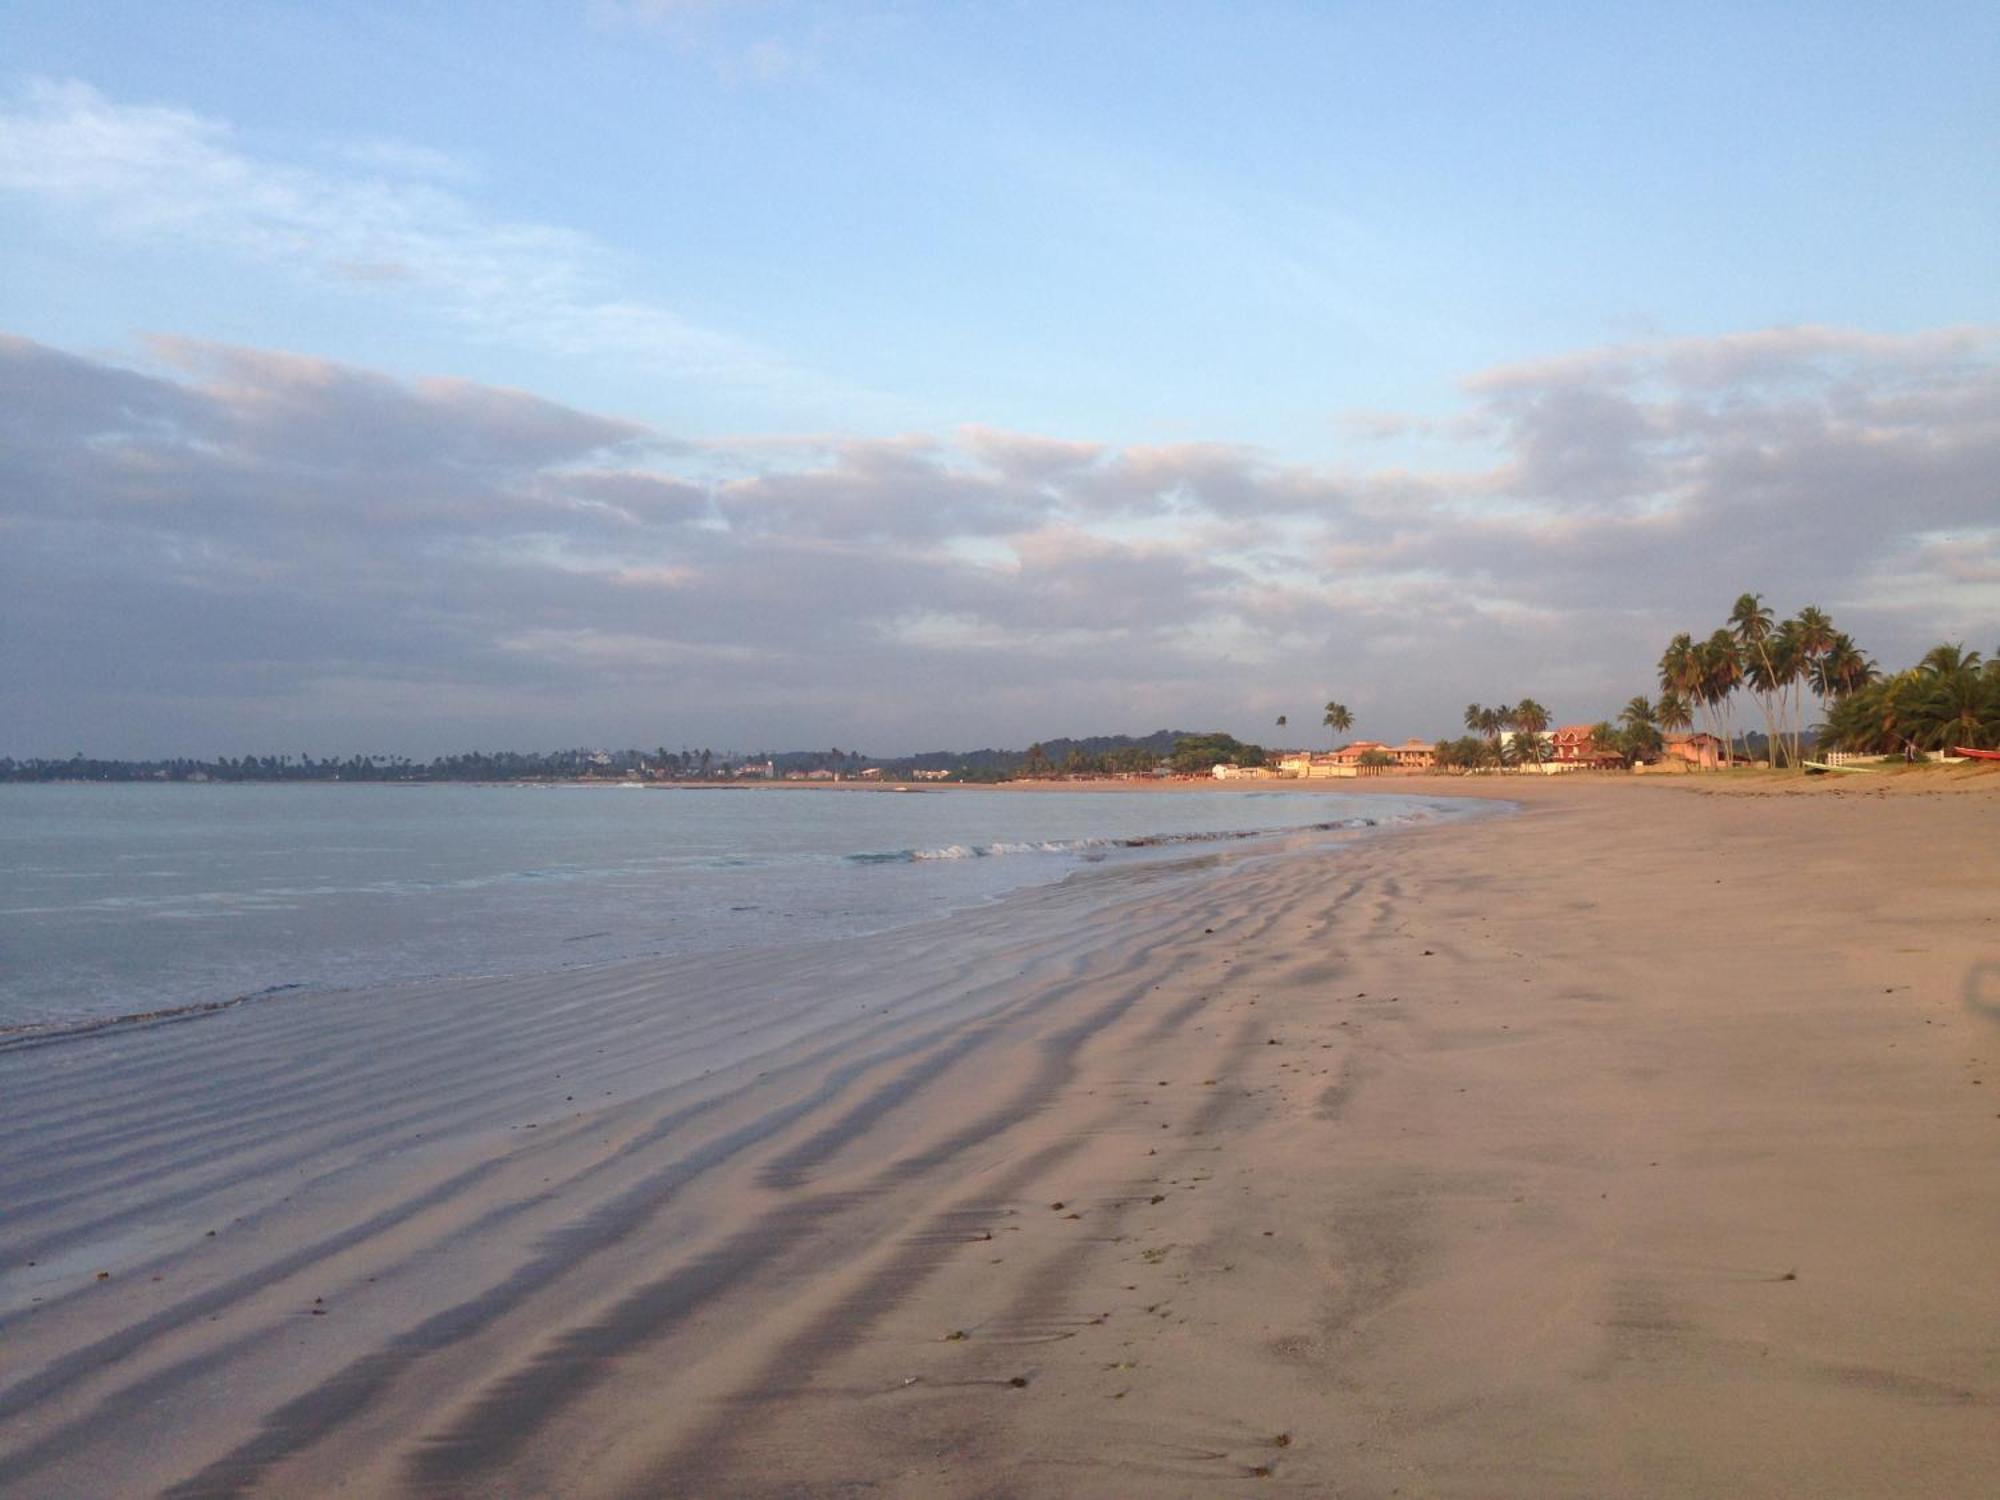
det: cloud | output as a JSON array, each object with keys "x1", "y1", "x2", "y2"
[
  {"x1": 0, "y1": 79, "x2": 826, "y2": 393},
  {"x1": 589, "y1": 0, "x2": 834, "y2": 83},
  {"x1": 1, "y1": 324, "x2": 1994, "y2": 757}
]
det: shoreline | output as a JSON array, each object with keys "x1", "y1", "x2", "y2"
[
  {"x1": 2, "y1": 778, "x2": 1996, "y2": 1496},
  {"x1": 0, "y1": 785, "x2": 1472, "y2": 1042}
]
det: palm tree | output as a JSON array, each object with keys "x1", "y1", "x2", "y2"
[
  {"x1": 1465, "y1": 703, "x2": 1509, "y2": 763},
  {"x1": 1322, "y1": 701, "x2": 1353, "y2": 746},
  {"x1": 1617, "y1": 696, "x2": 1662, "y2": 763},
  {"x1": 1590, "y1": 719, "x2": 1630, "y2": 769},
  {"x1": 1794, "y1": 606, "x2": 1836, "y2": 660},
  {"x1": 1699, "y1": 630, "x2": 1743, "y2": 763},
  {"x1": 1812, "y1": 632, "x2": 1876, "y2": 700},
  {"x1": 1275, "y1": 714, "x2": 1287, "y2": 731},
  {"x1": 1922, "y1": 664, "x2": 1996, "y2": 750},
  {"x1": 1656, "y1": 692, "x2": 1693, "y2": 735},
  {"x1": 1511, "y1": 698, "x2": 1550, "y2": 769},
  {"x1": 1819, "y1": 641, "x2": 1999, "y2": 754},
  {"x1": 1729, "y1": 592, "x2": 1774, "y2": 648},
  {"x1": 1465, "y1": 704, "x2": 1495, "y2": 762},
  {"x1": 1776, "y1": 618, "x2": 1814, "y2": 765},
  {"x1": 1658, "y1": 633, "x2": 1710, "y2": 753},
  {"x1": 1921, "y1": 643, "x2": 1982, "y2": 677},
  {"x1": 1729, "y1": 593, "x2": 1788, "y2": 766}
]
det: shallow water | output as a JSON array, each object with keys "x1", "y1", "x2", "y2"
[{"x1": 0, "y1": 782, "x2": 1461, "y2": 1029}]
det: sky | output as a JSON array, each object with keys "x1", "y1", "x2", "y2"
[{"x1": 1, "y1": 1, "x2": 1996, "y2": 759}]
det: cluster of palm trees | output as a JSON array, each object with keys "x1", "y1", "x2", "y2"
[
  {"x1": 1822, "y1": 644, "x2": 2000, "y2": 754},
  {"x1": 1584, "y1": 695, "x2": 1692, "y2": 768},
  {"x1": 1435, "y1": 698, "x2": 1553, "y2": 770},
  {"x1": 1657, "y1": 594, "x2": 1876, "y2": 768}
]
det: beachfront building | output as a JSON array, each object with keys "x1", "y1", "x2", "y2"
[
  {"x1": 1383, "y1": 738, "x2": 1438, "y2": 770},
  {"x1": 1277, "y1": 740, "x2": 1438, "y2": 777},
  {"x1": 1658, "y1": 732, "x2": 1726, "y2": 771},
  {"x1": 1332, "y1": 739, "x2": 1437, "y2": 773},
  {"x1": 1275, "y1": 751, "x2": 1340, "y2": 778},
  {"x1": 1546, "y1": 725, "x2": 1624, "y2": 770}
]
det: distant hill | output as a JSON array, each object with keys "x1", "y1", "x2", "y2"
[{"x1": 2, "y1": 731, "x2": 1214, "y2": 783}]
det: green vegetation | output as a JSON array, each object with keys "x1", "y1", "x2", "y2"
[
  {"x1": 1459, "y1": 700, "x2": 1551, "y2": 766},
  {"x1": 1431, "y1": 736, "x2": 1497, "y2": 772},
  {"x1": 1822, "y1": 644, "x2": 2000, "y2": 754},
  {"x1": 1321, "y1": 701, "x2": 1353, "y2": 746},
  {"x1": 1168, "y1": 734, "x2": 1266, "y2": 775},
  {"x1": 1657, "y1": 596, "x2": 1878, "y2": 767},
  {"x1": 1511, "y1": 698, "x2": 1551, "y2": 768}
]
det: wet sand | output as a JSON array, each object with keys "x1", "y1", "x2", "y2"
[{"x1": 3, "y1": 775, "x2": 1997, "y2": 1497}]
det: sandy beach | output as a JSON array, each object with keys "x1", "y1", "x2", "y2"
[{"x1": 4, "y1": 773, "x2": 1997, "y2": 1498}]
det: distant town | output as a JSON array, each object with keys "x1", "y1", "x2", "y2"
[
  {"x1": 11, "y1": 594, "x2": 1990, "y2": 785},
  {"x1": 11, "y1": 602, "x2": 1995, "y2": 786},
  {"x1": 0, "y1": 722, "x2": 1899, "y2": 786}
]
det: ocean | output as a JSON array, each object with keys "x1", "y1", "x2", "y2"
[{"x1": 0, "y1": 782, "x2": 1461, "y2": 1032}]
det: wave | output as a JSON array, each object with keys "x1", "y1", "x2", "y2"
[
  {"x1": 0, "y1": 983, "x2": 308, "y2": 1054},
  {"x1": 848, "y1": 816, "x2": 1388, "y2": 864}
]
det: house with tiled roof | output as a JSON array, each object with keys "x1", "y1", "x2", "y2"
[{"x1": 1548, "y1": 724, "x2": 1619, "y2": 767}]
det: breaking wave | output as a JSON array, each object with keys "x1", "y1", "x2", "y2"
[{"x1": 848, "y1": 816, "x2": 1386, "y2": 864}]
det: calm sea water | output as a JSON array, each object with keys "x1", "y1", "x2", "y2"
[{"x1": 0, "y1": 783, "x2": 1457, "y2": 1029}]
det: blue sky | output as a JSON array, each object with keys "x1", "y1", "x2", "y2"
[{"x1": 2, "y1": 3, "x2": 1996, "y2": 756}]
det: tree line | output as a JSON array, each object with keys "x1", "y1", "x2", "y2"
[{"x1": 1654, "y1": 593, "x2": 1996, "y2": 763}]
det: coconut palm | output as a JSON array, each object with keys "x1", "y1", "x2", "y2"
[
  {"x1": 1699, "y1": 629, "x2": 1744, "y2": 763},
  {"x1": 1656, "y1": 692, "x2": 1693, "y2": 735},
  {"x1": 1922, "y1": 664, "x2": 1997, "y2": 750},
  {"x1": 1469, "y1": 703, "x2": 1511, "y2": 763},
  {"x1": 1729, "y1": 594, "x2": 1789, "y2": 765},
  {"x1": 1729, "y1": 592, "x2": 1775, "y2": 648},
  {"x1": 1784, "y1": 620, "x2": 1832, "y2": 764},
  {"x1": 1617, "y1": 696, "x2": 1663, "y2": 762},
  {"x1": 1511, "y1": 698, "x2": 1550, "y2": 768},
  {"x1": 1819, "y1": 641, "x2": 1999, "y2": 754},
  {"x1": 1322, "y1": 701, "x2": 1353, "y2": 746},
  {"x1": 1921, "y1": 643, "x2": 1982, "y2": 677},
  {"x1": 1812, "y1": 632, "x2": 1876, "y2": 700},
  {"x1": 1658, "y1": 633, "x2": 1709, "y2": 751},
  {"x1": 1794, "y1": 606, "x2": 1836, "y2": 660}
]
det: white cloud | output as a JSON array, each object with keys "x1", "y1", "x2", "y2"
[{"x1": 0, "y1": 79, "x2": 827, "y2": 394}]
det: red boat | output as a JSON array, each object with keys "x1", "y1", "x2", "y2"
[{"x1": 1955, "y1": 746, "x2": 2000, "y2": 761}]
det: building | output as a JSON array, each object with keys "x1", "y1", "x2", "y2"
[
  {"x1": 1545, "y1": 725, "x2": 1623, "y2": 769},
  {"x1": 1277, "y1": 740, "x2": 1435, "y2": 776},
  {"x1": 1275, "y1": 750, "x2": 1350, "y2": 778},
  {"x1": 1332, "y1": 739, "x2": 1438, "y2": 773},
  {"x1": 1657, "y1": 732, "x2": 1725, "y2": 771},
  {"x1": 1382, "y1": 738, "x2": 1438, "y2": 770}
]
